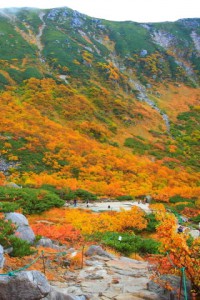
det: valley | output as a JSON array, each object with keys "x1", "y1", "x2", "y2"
[{"x1": 0, "y1": 6, "x2": 199, "y2": 299}]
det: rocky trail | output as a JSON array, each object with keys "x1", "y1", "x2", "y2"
[{"x1": 0, "y1": 245, "x2": 188, "y2": 300}]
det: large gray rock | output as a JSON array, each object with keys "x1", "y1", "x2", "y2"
[
  {"x1": 85, "y1": 245, "x2": 114, "y2": 259},
  {"x1": 0, "y1": 245, "x2": 5, "y2": 269},
  {"x1": 5, "y1": 213, "x2": 35, "y2": 244},
  {"x1": 15, "y1": 225, "x2": 35, "y2": 244},
  {"x1": 5, "y1": 212, "x2": 29, "y2": 226},
  {"x1": 0, "y1": 270, "x2": 50, "y2": 300},
  {"x1": 44, "y1": 287, "x2": 86, "y2": 300}
]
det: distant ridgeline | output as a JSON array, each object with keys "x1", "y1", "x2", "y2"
[{"x1": 0, "y1": 7, "x2": 199, "y2": 199}]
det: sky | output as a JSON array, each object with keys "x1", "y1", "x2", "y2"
[{"x1": 0, "y1": 0, "x2": 199, "y2": 23}]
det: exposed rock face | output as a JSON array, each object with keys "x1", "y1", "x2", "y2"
[
  {"x1": 0, "y1": 245, "x2": 5, "y2": 269},
  {"x1": 191, "y1": 31, "x2": 200, "y2": 54},
  {"x1": 133, "y1": 81, "x2": 170, "y2": 131},
  {"x1": 0, "y1": 270, "x2": 50, "y2": 300},
  {"x1": 5, "y1": 212, "x2": 35, "y2": 244},
  {"x1": 151, "y1": 30, "x2": 176, "y2": 49},
  {"x1": 0, "y1": 158, "x2": 18, "y2": 174}
]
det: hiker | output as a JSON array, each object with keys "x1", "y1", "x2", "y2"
[
  {"x1": 177, "y1": 225, "x2": 183, "y2": 234},
  {"x1": 73, "y1": 199, "x2": 77, "y2": 207}
]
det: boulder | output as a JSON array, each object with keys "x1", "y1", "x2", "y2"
[
  {"x1": 44, "y1": 287, "x2": 86, "y2": 300},
  {"x1": 36, "y1": 238, "x2": 58, "y2": 248},
  {"x1": 0, "y1": 270, "x2": 50, "y2": 300},
  {"x1": 5, "y1": 212, "x2": 29, "y2": 226},
  {"x1": 15, "y1": 225, "x2": 35, "y2": 244},
  {"x1": 6, "y1": 182, "x2": 21, "y2": 188},
  {"x1": 85, "y1": 245, "x2": 114, "y2": 259},
  {"x1": 5, "y1": 213, "x2": 35, "y2": 244},
  {"x1": 36, "y1": 238, "x2": 66, "y2": 250},
  {"x1": 0, "y1": 245, "x2": 5, "y2": 269}
]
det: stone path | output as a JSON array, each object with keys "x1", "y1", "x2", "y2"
[
  {"x1": 69, "y1": 201, "x2": 151, "y2": 214},
  {"x1": 48, "y1": 254, "x2": 161, "y2": 300}
]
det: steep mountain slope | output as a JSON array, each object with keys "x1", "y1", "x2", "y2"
[{"x1": 0, "y1": 7, "x2": 199, "y2": 199}]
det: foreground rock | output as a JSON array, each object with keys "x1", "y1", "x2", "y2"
[
  {"x1": 0, "y1": 270, "x2": 50, "y2": 300},
  {"x1": 5, "y1": 212, "x2": 35, "y2": 244}
]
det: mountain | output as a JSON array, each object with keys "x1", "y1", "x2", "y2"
[{"x1": 0, "y1": 7, "x2": 199, "y2": 199}]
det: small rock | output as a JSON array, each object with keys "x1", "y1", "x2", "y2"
[
  {"x1": 140, "y1": 49, "x2": 148, "y2": 57},
  {"x1": 112, "y1": 278, "x2": 119, "y2": 284}
]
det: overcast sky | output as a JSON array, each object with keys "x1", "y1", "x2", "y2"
[{"x1": 0, "y1": 0, "x2": 199, "y2": 23}]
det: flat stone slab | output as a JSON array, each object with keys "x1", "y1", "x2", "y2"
[
  {"x1": 81, "y1": 281, "x2": 108, "y2": 294},
  {"x1": 106, "y1": 259, "x2": 148, "y2": 270}
]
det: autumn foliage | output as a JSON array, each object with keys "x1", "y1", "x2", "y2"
[
  {"x1": 32, "y1": 223, "x2": 83, "y2": 245},
  {"x1": 155, "y1": 212, "x2": 200, "y2": 291},
  {"x1": 0, "y1": 78, "x2": 199, "y2": 200},
  {"x1": 30, "y1": 206, "x2": 147, "y2": 240}
]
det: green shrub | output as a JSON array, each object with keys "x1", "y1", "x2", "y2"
[
  {"x1": 9, "y1": 236, "x2": 35, "y2": 257},
  {"x1": 145, "y1": 213, "x2": 160, "y2": 232},
  {"x1": 0, "y1": 187, "x2": 65, "y2": 214},
  {"x1": 40, "y1": 186, "x2": 97, "y2": 201},
  {"x1": 174, "y1": 203, "x2": 195, "y2": 213},
  {"x1": 0, "y1": 218, "x2": 15, "y2": 247},
  {"x1": 22, "y1": 67, "x2": 43, "y2": 80},
  {"x1": 74, "y1": 189, "x2": 97, "y2": 201},
  {"x1": 169, "y1": 195, "x2": 193, "y2": 203},
  {"x1": 124, "y1": 137, "x2": 151, "y2": 154},
  {"x1": 0, "y1": 73, "x2": 9, "y2": 89},
  {"x1": 0, "y1": 202, "x2": 20, "y2": 213},
  {"x1": 94, "y1": 232, "x2": 160, "y2": 256},
  {"x1": 116, "y1": 195, "x2": 133, "y2": 201}
]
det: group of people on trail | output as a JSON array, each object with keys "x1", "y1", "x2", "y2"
[{"x1": 73, "y1": 199, "x2": 89, "y2": 207}]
